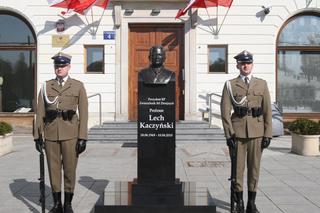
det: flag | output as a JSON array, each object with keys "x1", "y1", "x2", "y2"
[
  {"x1": 47, "y1": 0, "x2": 109, "y2": 15},
  {"x1": 216, "y1": 0, "x2": 233, "y2": 7},
  {"x1": 47, "y1": 0, "x2": 75, "y2": 8},
  {"x1": 175, "y1": 0, "x2": 233, "y2": 19},
  {"x1": 94, "y1": 0, "x2": 109, "y2": 9},
  {"x1": 72, "y1": 0, "x2": 110, "y2": 15},
  {"x1": 71, "y1": 0, "x2": 97, "y2": 15}
]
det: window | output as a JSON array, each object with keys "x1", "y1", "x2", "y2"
[
  {"x1": 0, "y1": 12, "x2": 36, "y2": 113},
  {"x1": 277, "y1": 13, "x2": 320, "y2": 115},
  {"x1": 85, "y1": 45, "x2": 104, "y2": 73},
  {"x1": 208, "y1": 45, "x2": 228, "y2": 73},
  {"x1": 0, "y1": 14, "x2": 35, "y2": 45}
]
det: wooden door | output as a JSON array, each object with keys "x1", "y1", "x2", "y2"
[{"x1": 128, "y1": 24, "x2": 184, "y2": 121}]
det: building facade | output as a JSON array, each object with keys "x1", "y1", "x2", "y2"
[{"x1": 0, "y1": 0, "x2": 320, "y2": 128}]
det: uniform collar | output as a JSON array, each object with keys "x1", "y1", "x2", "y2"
[
  {"x1": 240, "y1": 74, "x2": 252, "y2": 82},
  {"x1": 56, "y1": 75, "x2": 69, "y2": 82},
  {"x1": 56, "y1": 75, "x2": 69, "y2": 86}
]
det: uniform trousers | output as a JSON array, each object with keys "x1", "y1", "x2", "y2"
[
  {"x1": 45, "y1": 138, "x2": 78, "y2": 193},
  {"x1": 235, "y1": 137, "x2": 262, "y2": 192}
]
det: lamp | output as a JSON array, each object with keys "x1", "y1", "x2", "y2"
[
  {"x1": 124, "y1": 8, "x2": 134, "y2": 15},
  {"x1": 151, "y1": 9, "x2": 160, "y2": 16},
  {"x1": 262, "y1": 6, "x2": 271, "y2": 15}
]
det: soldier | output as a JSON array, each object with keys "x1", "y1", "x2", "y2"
[
  {"x1": 34, "y1": 52, "x2": 88, "y2": 213},
  {"x1": 220, "y1": 50, "x2": 272, "y2": 213}
]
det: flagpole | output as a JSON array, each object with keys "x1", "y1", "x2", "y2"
[
  {"x1": 205, "y1": 8, "x2": 214, "y2": 35},
  {"x1": 94, "y1": 6, "x2": 106, "y2": 36},
  {"x1": 84, "y1": 15, "x2": 93, "y2": 35},
  {"x1": 216, "y1": 4, "x2": 232, "y2": 35},
  {"x1": 215, "y1": 5, "x2": 218, "y2": 35},
  {"x1": 91, "y1": 7, "x2": 95, "y2": 34}
]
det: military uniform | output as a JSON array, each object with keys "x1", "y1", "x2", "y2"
[
  {"x1": 220, "y1": 50, "x2": 272, "y2": 213},
  {"x1": 221, "y1": 76, "x2": 272, "y2": 140},
  {"x1": 34, "y1": 52, "x2": 88, "y2": 213}
]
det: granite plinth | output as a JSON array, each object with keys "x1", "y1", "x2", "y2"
[
  {"x1": 95, "y1": 206, "x2": 216, "y2": 213},
  {"x1": 94, "y1": 181, "x2": 216, "y2": 213},
  {"x1": 131, "y1": 179, "x2": 183, "y2": 206}
]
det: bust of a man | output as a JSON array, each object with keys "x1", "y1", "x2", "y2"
[{"x1": 139, "y1": 45, "x2": 175, "y2": 84}]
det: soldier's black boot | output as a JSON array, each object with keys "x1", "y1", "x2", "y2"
[
  {"x1": 64, "y1": 192, "x2": 74, "y2": 213},
  {"x1": 235, "y1": 191, "x2": 245, "y2": 213},
  {"x1": 246, "y1": 191, "x2": 260, "y2": 213},
  {"x1": 49, "y1": 192, "x2": 63, "y2": 213}
]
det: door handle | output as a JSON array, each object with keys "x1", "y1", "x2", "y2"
[
  {"x1": 182, "y1": 68, "x2": 185, "y2": 81},
  {"x1": 182, "y1": 68, "x2": 185, "y2": 95}
]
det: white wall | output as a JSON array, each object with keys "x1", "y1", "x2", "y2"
[
  {"x1": 1, "y1": 0, "x2": 320, "y2": 127},
  {"x1": 1, "y1": 0, "x2": 116, "y2": 126},
  {"x1": 195, "y1": 0, "x2": 320, "y2": 127}
]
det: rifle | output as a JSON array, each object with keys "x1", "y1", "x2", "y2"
[
  {"x1": 38, "y1": 134, "x2": 45, "y2": 213},
  {"x1": 229, "y1": 143, "x2": 237, "y2": 213}
]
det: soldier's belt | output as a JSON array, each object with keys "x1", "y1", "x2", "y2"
[
  {"x1": 45, "y1": 110, "x2": 76, "y2": 122},
  {"x1": 234, "y1": 107, "x2": 263, "y2": 118}
]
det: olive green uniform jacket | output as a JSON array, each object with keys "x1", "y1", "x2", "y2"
[
  {"x1": 34, "y1": 78, "x2": 88, "y2": 141},
  {"x1": 220, "y1": 76, "x2": 272, "y2": 139}
]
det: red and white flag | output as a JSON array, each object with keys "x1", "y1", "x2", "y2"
[
  {"x1": 94, "y1": 0, "x2": 109, "y2": 9},
  {"x1": 47, "y1": 0, "x2": 109, "y2": 15},
  {"x1": 175, "y1": 0, "x2": 233, "y2": 19}
]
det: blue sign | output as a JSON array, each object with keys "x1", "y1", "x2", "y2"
[{"x1": 103, "y1": 31, "x2": 115, "y2": 40}]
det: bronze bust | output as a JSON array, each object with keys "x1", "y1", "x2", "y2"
[{"x1": 139, "y1": 45, "x2": 175, "y2": 84}]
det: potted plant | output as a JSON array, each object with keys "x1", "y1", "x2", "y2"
[
  {"x1": 0, "y1": 121, "x2": 13, "y2": 156},
  {"x1": 288, "y1": 118, "x2": 320, "y2": 156}
]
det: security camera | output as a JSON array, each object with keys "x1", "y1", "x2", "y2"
[{"x1": 262, "y1": 6, "x2": 271, "y2": 15}]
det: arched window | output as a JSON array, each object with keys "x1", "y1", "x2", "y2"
[
  {"x1": 0, "y1": 11, "x2": 36, "y2": 112},
  {"x1": 277, "y1": 13, "x2": 320, "y2": 118}
]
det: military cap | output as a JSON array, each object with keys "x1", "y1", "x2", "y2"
[
  {"x1": 51, "y1": 52, "x2": 72, "y2": 65},
  {"x1": 234, "y1": 50, "x2": 253, "y2": 63}
]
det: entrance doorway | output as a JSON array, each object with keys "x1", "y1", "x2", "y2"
[{"x1": 128, "y1": 24, "x2": 184, "y2": 121}]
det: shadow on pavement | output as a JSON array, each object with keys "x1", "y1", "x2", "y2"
[
  {"x1": 78, "y1": 176, "x2": 109, "y2": 212},
  {"x1": 9, "y1": 178, "x2": 51, "y2": 213},
  {"x1": 212, "y1": 197, "x2": 230, "y2": 213},
  {"x1": 268, "y1": 146, "x2": 291, "y2": 154}
]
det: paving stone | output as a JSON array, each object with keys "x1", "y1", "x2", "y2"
[{"x1": 0, "y1": 135, "x2": 319, "y2": 212}]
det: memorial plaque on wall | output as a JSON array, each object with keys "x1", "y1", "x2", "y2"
[
  {"x1": 52, "y1": 35, "x2": 70, "y2": 47},
  {"x1": 137, "y1": 78, "x2": 176, "y2": 184}
]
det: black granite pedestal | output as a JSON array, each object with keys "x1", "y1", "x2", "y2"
[
  {"x1": 95, "y1": 73, "x2": 216, "y2": 212},
  {"x1": 133, "y1": 79, "x2": 182, "y2": 206}
]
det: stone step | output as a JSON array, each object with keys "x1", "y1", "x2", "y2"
[
  {"x1": 88, "y1": 136, "x2": 226, "y2": 144},
  {"x1": 88, "y1": 121, "x2": 225, "y2": 144},
  {"x1": 88, "y1": 134, "x2": 225, "y2": 140},
  {"x1": 89, "y1": 129, "x2": 224, "y2": 135},
  {"x1": 95, "y1": 121, "x2": 217, "y2": 129},
  {"x1": 88, "y1": 139, "x2": 225, "y2": 144}
]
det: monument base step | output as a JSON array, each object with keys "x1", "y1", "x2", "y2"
[
  {"x1": 131, "y1": 180, "x2": 183, "y2": 206},
  {"x1": 97, "y1": 181, "x2": 216, "y2": 213},
  {"x1": 95, "y1": 205, "x2": 216, "y2": 213}
]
